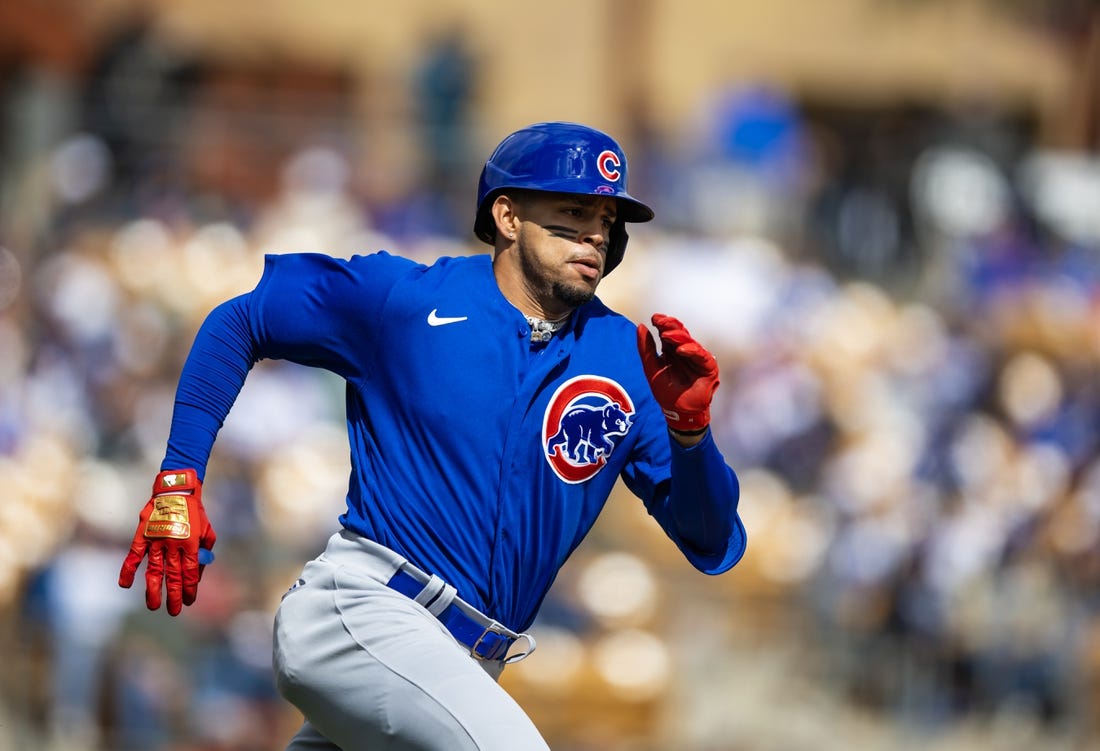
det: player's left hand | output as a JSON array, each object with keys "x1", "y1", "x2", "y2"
[
  {"x1": 637, "y1": 313, "x2": 719, "y2": 435},
  {"x1": 119, "y1": 469, "x2": 216, "y2": 616}
]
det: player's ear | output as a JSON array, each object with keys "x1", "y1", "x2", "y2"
[{"x1": 491, "y1": 194, "x2": 521, "y2": 244}]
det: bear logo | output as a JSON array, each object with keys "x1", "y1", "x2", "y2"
[{"x1": 543, "y1": 376, "x2": 635, "y2": 484}]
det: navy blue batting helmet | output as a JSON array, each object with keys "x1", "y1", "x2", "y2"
[{"x1": 474, "y1": 122, "x2": 654, "y2": 275}]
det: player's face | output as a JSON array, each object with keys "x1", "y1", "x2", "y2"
[{"x1": 512, "y1": 192, "x2": 618, "y2": 310}]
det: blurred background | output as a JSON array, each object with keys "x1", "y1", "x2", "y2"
[{"x1": 2, "y1": 0, "x2": 1100, "y2": 749}]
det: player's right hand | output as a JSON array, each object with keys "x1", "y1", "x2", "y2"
[{"x1": 119, "y1": 469, "x2": 216, "y2": 616}]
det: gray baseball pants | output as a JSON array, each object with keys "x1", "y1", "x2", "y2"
[{"x1": 272, "y1": 530, "x2": 551, "y2": 751}]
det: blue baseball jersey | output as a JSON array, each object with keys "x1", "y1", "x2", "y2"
[{"x1": 164, "y1": 251, "x2": 745, "y2": 631}]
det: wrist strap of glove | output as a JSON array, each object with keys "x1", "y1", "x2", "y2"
[
  {"x1": 154, "y1": 468, "x2": 199, "y2": 495},
  {"x1": 670, "y1": 425, "x2": 708, "y2": 437}
]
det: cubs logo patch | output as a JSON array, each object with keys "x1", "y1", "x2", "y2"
[{"x1": 543, "y1": 375, "x2": 635, "y2": 483}]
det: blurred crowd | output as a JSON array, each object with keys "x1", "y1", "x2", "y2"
[{"x1": 3, "y1": 5, "x2": 1100, "y2": 751}]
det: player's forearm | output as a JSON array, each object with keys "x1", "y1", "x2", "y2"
[
  {"x1": 666, "y1": 431, "x2": 742, "y2": 555},
  {"x1": 161, "y1": 294, "x2": 258, "y2": 480}
]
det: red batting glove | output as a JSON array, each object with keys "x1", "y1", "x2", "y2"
[
  {"x1": 119, "y1": 469, "x2": 216, "y2": 616},
  {"x1": 637, "y1": 313, "x2": 720, "y2": 433}
]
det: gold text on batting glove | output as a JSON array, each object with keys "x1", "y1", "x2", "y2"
[{"x1": 145, "y1": 495, "x2": 191, "y2": 539}]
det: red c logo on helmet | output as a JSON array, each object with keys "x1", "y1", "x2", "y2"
[{"x1": 597, "y1": 150, "x2": 621, "y2": 182}]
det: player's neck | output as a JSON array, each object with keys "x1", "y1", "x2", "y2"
[
  {"x1": 493, "y1": 260, "x2": 573, "y2": 322},
  {"x1": 509, "y1": 297, "x2": 571, "y2": 329},
  {"x1": 513, "y1": 297, "x2": 572, "y2": 324}
]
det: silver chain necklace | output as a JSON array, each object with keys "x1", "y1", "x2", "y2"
[{"x1": 525, "y1": 314, "x2": 569, "y2": 343}]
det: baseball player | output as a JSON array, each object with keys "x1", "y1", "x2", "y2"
[{"x1": 119, "y1": 121, "x2": 747, "y2": 750}]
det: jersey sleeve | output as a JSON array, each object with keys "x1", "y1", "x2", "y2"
[
  {"x1": 622, "y1": 427, "x2": 747, "y2": 575},
  {"x1": 248, "y1": 251, "x2": 420, "y2": 377},
  {"x1": 161, "y1": 251, "x2": 418, "y2": 478},
  {"x1": 161, "y1": 294, "x2": 257, "y2": 478}
]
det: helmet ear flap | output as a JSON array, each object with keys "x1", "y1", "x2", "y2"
[
  {"x1": 605, "y1": 220, "x2": 628, "y2": 275},
  {"x1": 473, "y1": 188, "x2": 500, "y2": 245}
]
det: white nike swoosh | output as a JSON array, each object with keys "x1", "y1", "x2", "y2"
[{"x1": 427, "y1": 309, "x2": 468, "y2": 326}]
